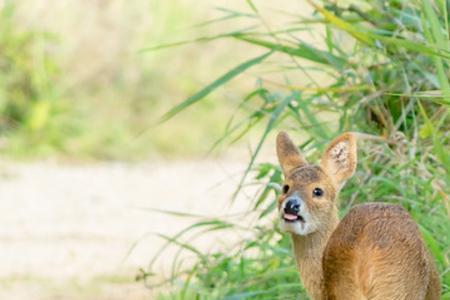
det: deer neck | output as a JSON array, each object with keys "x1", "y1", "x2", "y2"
[{"x1": 291, "y1": 209, "x2": 339, "y2": 300}]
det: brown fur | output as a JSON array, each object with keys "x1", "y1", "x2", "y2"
[
  {"x1": 276, "y1": 132, "x2": 308, "y2": 175},
  {"x1": 276, "y1": 132, "x2": 440, "y2": 300}
]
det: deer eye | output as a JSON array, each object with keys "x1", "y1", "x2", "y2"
[
  {"x1": 312, "y1": 187, "x2": 324, "y2": 197},
  {"x1": 282, "y1": 184, "x2": 290, "y2": 194}
]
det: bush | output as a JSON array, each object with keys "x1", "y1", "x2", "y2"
[
  {"x1": 0, "y1": 1, "x2": 245, "y2": 160},
  {"x1": 146, "y1": 1, "x2": 449, "y2": 298},
  {"x1": 0, "y1": 3, "x2": 84, "y2": 157}
]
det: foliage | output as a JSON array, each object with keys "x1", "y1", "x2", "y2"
[
  {"x1": 147, "y1": 0, "x2": 450, "y2": 298},
  {"x1": 0, "y1": 1, "x2": 238, "y2": 160},
  {"x1": 0, "y1": 4, "x2": 77, "y2": 156}
]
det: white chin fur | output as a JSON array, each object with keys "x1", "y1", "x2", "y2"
[{"x1": 280, "y1": 219, "x2": 313, "y2": 236}]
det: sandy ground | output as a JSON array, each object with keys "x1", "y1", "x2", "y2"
[{"x1": 0, "y1": 159, "x2": 259, "y2": 299}]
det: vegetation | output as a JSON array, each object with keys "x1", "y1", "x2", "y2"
[
  {"x1": 146, "y1": 0, "x2": 450, "y2": 298},
  {"x1": 0, "y1": 1, "x2": 239, "y2": 160},
  {"x1": 0, "y1": 4, "x2": 72, "y2": 156}
]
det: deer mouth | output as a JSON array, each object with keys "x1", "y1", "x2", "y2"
[{"x1": 283, "y1": 213, "x2": 305, "y2": 223}]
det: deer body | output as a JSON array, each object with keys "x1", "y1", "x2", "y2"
[{"x1": 276, "y1": 132, "x2": 440, "y2": 300}]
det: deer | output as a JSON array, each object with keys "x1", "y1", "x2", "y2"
[{"x1": 276, "y1": 131, "x2": 440, "y2": 300}]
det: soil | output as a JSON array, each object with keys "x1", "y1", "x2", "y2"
[{"x1": 0, "y1": 159, "x2": 256, "y2": 299}]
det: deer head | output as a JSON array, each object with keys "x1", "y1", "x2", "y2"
[{"x1": 276, "y1": 132, "x2": 357, "y2": 236}]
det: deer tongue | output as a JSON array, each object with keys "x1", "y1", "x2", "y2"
[{"x1": 284, "y1": 213, "x2": 298, "y2": 221}]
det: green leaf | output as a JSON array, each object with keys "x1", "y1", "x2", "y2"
[
  {"x1": 233, "y1": 34, "x2": 347, "y2": 68},
  {"x1": 245, "y1": 0, "x2": 258, "y2": 13},
  {"x1": 159, "y1": 51, "x2": 272, "y2": 123},
  {"x1": 232, "y1": 93, "x2": 293, "y2": 200},
  {"x1": 26, "y1": 100, "x2": 50, "y2": 131},
  {"x1": 418, "y1": 225, "x2": 445, "y2": 267},
  {"x1": 308, "y1": 0, "x2": 450, "y2": 60}
]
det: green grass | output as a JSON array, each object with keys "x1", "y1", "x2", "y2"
[{"x1": 146, "y1": 0, "x2": 450, "y2": 298}]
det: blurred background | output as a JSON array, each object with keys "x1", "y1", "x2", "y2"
[{"x1": 0, "y1": 0, "x2": 449, "y2": 299}]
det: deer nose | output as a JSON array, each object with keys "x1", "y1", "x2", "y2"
[{"x1": 284, "y1": 198, "x2": 300, "y2": 215}]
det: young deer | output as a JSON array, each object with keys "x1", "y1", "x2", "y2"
[{"x1": 276, "y1": 132, "x2": 440, "y2": 300}]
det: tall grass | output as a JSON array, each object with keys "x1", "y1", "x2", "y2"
[{"x1": 147, "y1": 0, "x2": 449, "y2": 298}]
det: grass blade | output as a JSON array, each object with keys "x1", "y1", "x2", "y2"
[
  {"x1": 233, "y1": 34, "x2": 347, "y2": 68},
  {"x1": 232, "y1": 92, "x2": 293, "y2": 200},
  {"x1": 159, "y1": 51, "x2": 272, "y2": 123}
]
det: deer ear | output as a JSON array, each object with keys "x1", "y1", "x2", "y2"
[
  {"x1": 276, "y1": 132, "x2": 307, "y2": 177},
  {"x1": 320, "y1": 132, "x2": 357, "y2": 188}
]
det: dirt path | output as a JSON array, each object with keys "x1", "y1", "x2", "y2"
[{"x1": 0, "y1": 159, "x2": 256, "y2": 299}]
